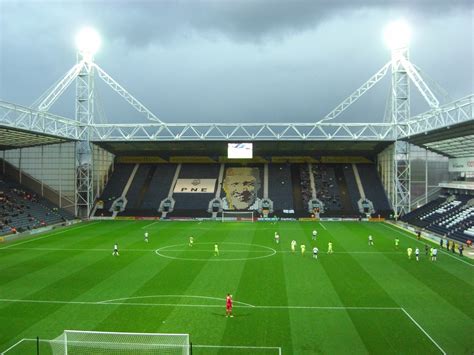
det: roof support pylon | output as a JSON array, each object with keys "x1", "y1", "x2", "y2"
[
  {"x1": 74, "y1": 54, "x2": 95, "y2": 218},
  {"x1": 391, "y1": 47, "x2": 411, "y2": 217}
]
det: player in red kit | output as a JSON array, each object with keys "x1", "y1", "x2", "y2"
[{"x1": 226, "y1": 293, "x2": 233, "y2": 318}]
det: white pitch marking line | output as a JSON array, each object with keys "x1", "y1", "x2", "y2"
[
  {"x1": 401, "y1": 308, "x2": 447, "y2": 355},
  {"x1": 320, "y1": 222, "x2": 327, "y2": 230},
  {"x1": 193, "y1": 344, "x2": 282, "y2": 351},
  {"x1": 382, "y1": 223, "x2": 473, "y2": 267},
  {"x1": 0, "y1": 298, "x2": 234, "y2": 308},
  {"x1": 0, "y1": 222, "x2": 99, "y2": 250},
  {"x1": 1, "y1": 338, "x2": 26, "y2": 355},
  {"x1": 99, "y1": 295, "x2": 255, "y2": 307},
  {"x1": 140, "y1": 221, "x2": 160, "y2": 229},
  {"x1": 0, "y1": 247, "x2": 154, "y2": 252},
  {"x1": 0, "y1": 247, "x2": 402, "y2": 255},
  {"x1": 332, "y1": 251, "x2": 401, "y2": 254},
  {"x1": 256, "y1": 305, "x2": 401, "y2": 310},
  {"x1": 12, "y1": 338, "x2": 282, "y2": 354},
  {"x1": 0, "y1": 298, "x2": 400, "y2": 311},
  {"x1": 155, "y1": 250, "x2": 401, "y2": 254},
  {"x1": 155, "y1": 242, "x2": 277, "y2": 262},
  {"x1": 155, "y1": 249, "x2": 275, "y2": 253}
]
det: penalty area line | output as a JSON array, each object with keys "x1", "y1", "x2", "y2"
[
  {"x1": 98, "y1": 295, "x2": 256, "y2": 308},
  {"x1": 401, "y1": 308, "x2": 446, "y2": 355},
  {"x1": 193, "y1": 344, "x2": 282, "y2": 353}
]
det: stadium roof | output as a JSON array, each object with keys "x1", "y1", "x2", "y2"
[
  {"x1": 1, "y1": 120, "x2": 471, "y2": 160},
  {"x1": 406, "y1": 120, "x2": 474, "y2": 158},
  {"x1": 95, "y1": 140, "x2": 393, "y2": 157},
  {"x1": 0, "y1": 126, "x2": 70, "y2": 150}
]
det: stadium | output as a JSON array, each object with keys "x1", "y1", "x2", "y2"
[{"x1": 0, "y1": 5, "x2": 473, "y2": 354}]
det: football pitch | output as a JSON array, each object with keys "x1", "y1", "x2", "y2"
[{"x1": 0, "y1": 220, "x2": 473, "y2": 354}]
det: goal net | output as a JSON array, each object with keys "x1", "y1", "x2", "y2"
[
  {"x1": 221, "y1": 211, "x2": 255, "y2": 222},
  {"x1": 50, "y1": 330, "x2": 190, "y2": 354}
]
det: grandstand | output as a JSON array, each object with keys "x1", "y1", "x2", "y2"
[
  {"x1": 0, "y1": 174, "x2": 72, "y2": 235},
  {"x1": 78, "y1": 147, "x2": 399, "y2": 219},
  {"x1": 0, "y1": 21, "x2": 473, "y2": 354}
]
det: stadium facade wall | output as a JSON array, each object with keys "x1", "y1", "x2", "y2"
[{"x1": 98, "y1": 161, "x2": 392, "y2": 219}]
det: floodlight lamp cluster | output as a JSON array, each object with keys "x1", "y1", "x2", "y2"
[
  {"x1": 76, "y1": 27, "x2": 101, "y2": 60},
  {"x1": 383, "y1": 20, "x2": 411, "y2": 50}
]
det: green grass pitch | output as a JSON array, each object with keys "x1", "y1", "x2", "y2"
[{"x1": 0, "y1": 220, "x2": 473, "y2": 354}]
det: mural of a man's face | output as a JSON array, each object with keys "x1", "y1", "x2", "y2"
[{"x1": 223, "y1": 168, "x2": 260, "y2": 210}]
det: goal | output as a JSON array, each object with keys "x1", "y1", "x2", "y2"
[
  {"x1": 50, "y1": 330, "x2": 190, "y2": 354},
  {"x1": 221, "y1": 210, "x2": 255, "y2": 222}
]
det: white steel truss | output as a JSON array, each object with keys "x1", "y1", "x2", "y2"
[
  {"x1": 398, "y1": 56, "x2": 439, "y2": 109},
  {"x1": 317, "y1": 62, "x2": 391, "y2": 123},
  {"x1": 74, "y1": 57, "x2": 95, "y2": 217},
  {"x1": 405, "y1": 94, "x2": 473, "y2": 137},
  {"x1": 0, "y1": 100, "x2": 82, "y2": 139},
  {"x1": 94, "y1": 65, "x2": 164, "y2": 123},
  {"x1": 390, "y1": 47, "x2": 411, "y2": 217},
  {"x1": 0, "y1": 96, "x2": 472, "y2": 142},
  {"x1": 89, "y1": 122, "x2": 395, "y2": 141},
  {"x1": 38, "y1": 63, "x2": 85, "y2": 112},
  {"x1": 0, "y1": 99, "x2": 472, "y2": 143}
]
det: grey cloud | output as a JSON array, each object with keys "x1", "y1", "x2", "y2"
[
  {"x1": 107, "y1": 1, "x2": 470, "y2": 44},
  {"x1": 0, "y1": 0, "x2": 472, "y2": 125},
  {"x1": 8, "y1": 0, "x2": 468, "y2": 47}
]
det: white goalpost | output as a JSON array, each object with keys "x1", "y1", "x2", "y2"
[
  {"x1": 50, "y1": 330, "x2": 190, "y2": 354},
  {"x1": 221, "y1": 210, "x2": 255, "y2": 222}
]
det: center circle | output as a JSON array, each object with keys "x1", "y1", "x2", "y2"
[{"x1": 155, "y1": 242, "x2": 276, "y2": 261}]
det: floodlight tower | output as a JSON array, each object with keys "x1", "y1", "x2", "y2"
[
  {"x1": 384, "y1": 21, "x2": 411, "y2": 217},
  {"x1": 74, "y1": 27, "x2": 101, "y2": 217},
  {"x1": 75, "y1": 27, "x2": 100, "y2": 126}
]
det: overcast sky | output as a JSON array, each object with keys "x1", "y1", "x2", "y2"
[{"x1": 0, "y1": 0, "x2": 472, "y2": 124}]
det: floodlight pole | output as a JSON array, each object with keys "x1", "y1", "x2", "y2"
[
  {"x1": 74, "y1": 53, "x2": 95, "y2": 218},
  {"x1": 391, "y1": 46, "x2": 411, "y2": 217}
]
